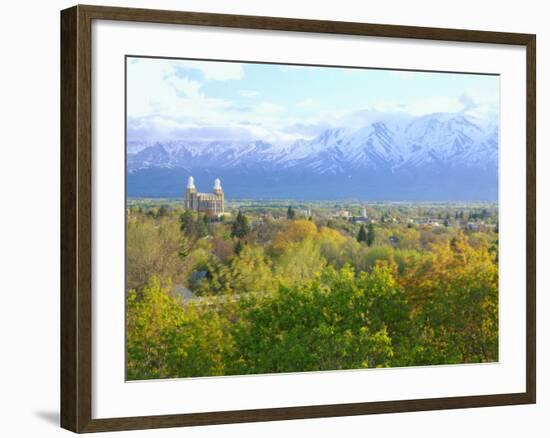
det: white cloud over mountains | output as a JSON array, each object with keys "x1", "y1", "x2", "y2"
[{"x1": 127, "y1": 58, "x2": 498, "y2": 145}]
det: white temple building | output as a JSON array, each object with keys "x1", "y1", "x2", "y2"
[{"x1": 184, "y1": 176, "x2": 224, "y2": 216}]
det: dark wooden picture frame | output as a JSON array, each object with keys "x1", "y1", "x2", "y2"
[{"x1": 61, "y1": 4, "x2": 536, "y2": 433}]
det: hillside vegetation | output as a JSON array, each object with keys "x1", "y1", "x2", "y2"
[{"x1": 126, "y1": 201, "x2": 498, "y2": 380}]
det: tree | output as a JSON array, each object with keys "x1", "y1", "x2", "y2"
[
  {"x1": 157, "y1": 205, "x2": 169, "y2": 217},
  {"x1": 287, "y1": 206, "x2": 296, "y2": 220},
  {"x1": 231, "y1": 210, "x2": 250, "y2": 239},
  {"x1": 195, "y1": 257, "x2": 232, "y2": 296},
  {"x1": 227, "y1": 265, "x2": 395, "y2": 375},
  {"x1": 275, "y1": 238, "x2": 326, "y2": 288},
  {"x1": 272, "y1": 219, "x2": 318, "y2": 253},
  {"x1": 126, "y1": 216, "x2": 187, "y2": 290},
  {"x1": 230, "y1": 246, "x2": 276, "y2": 295},
  {"x1": 179, "y1": 210, "x2": 196, "y2": 236},
  {"x1": 367, "y1": 223, "x2": 375, "y2": 247},
  {"x1": 357, "y1": 224, "x2": 367, "y2": 243},
  {"x1": 399, "y1": 233, "x2": 498, "y2": 365},
  {"x1": 195, "y1": 214, "x2": 208, "y2": 238},
  {"x1": 126, "y1": 276, "x2": 231, "y2": 379},
  {"x1": 180, "y1": 210, "x2": 210, "y2": 239},
  {"x1": 364, "y1": 246, "x2": 395, "y2": 272},
  {"x1": 234, "y1": 239, "x2": 245, "y2": 255}
]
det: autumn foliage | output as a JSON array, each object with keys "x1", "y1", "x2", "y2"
[{"x1": 126, "y1": 206, "x2": 498, "y2": 379}]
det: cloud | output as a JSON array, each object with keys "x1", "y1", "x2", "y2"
[
  {"x1": 297, "y1": 99, "x2": 314, "y2": 108},
  {"x1": 176, "y1": 60, "x2": 244, "y2": 80},
  {"x1": 127, "y1": 57, "x2": 498, "y2": 146},
  {"x1": 168, "y1": 76, "x2": 202, "y2": 99},
  {"x1": 239, "y1": 90, "x2": 260, "y2": 97},
  {"x1": 459, "y1": 92, "x2": 476, "y2": 110},
  {"x1": 371, "y1": 90, "x2": 497, "y2": 117},
  {"x1": 126, "y1": 59, "x2": 297, "y2": 144},
  {"x1": 254, "y1": 102, "x2": 284, "y2": 114},
  {"x1": 282, "y1": 121, "x2": 332, "y2": 138}
]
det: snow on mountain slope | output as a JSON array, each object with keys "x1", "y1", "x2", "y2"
[{"x1": 127, "y1": 110, "x2": 498, "y2": 187}]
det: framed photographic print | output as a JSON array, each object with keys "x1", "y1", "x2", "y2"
[{"x1": 60, "y1": 4, "x2": 536, "y2": 433}]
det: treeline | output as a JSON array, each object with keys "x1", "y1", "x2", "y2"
[{"x1": 126, "y1": 207, "x2": 498, "y2": 379}]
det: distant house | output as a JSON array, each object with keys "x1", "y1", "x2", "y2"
[
  {"x1": 389, "y1": 236, "x2": 399, "y2": 246},
  {"x1": 172, "y1": 285, "x2": 196, "y2": 300},
  {"x1": 414, "y1": 218, "x2": 440, "y2": 227},
  {"x1": 333, "y1": 210, "x2": 351, "y2": 220}
]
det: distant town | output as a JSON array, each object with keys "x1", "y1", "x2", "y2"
[{"x1": 128, "y1": 175, "x2": 498, "y2": 234}]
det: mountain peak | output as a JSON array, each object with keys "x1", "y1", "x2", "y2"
[{"x1": 127, "y1": 111, "x2": 498, "y2": 200}]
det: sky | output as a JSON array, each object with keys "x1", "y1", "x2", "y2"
[{"x1": 126, "y1": 56, "x2": 499, "y2": 145}]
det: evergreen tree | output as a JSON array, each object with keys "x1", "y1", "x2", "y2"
[
  {"x1": 287, "y1": 206, "x2": 296, "y2": 220},
  {"x1": 231, "y1": 210, "x2": 250, "y2": 239},
  {"x1": 157, "y1": 205, "x2": 169, "y2": 217},
  {"x1": 195, "y1": 214, "x2": 208, "y2": 238},
  {"x1": 180, "y1": 210, "x2": 210, "y2": 238},
  {"x1": 234, "y1": 239, "x2": 245, "y2": 255},
  {"x1": 179, "y1": 210, "x2": 196, "y2": 236},
  {"x1": 366, "y1": 223, "x2": 375, "y2": 247},
  {"x1": 357, "y1": 224, "x2": 367, "y2": 243}
]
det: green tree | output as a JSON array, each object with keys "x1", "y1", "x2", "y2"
[
  {"x1": 126, "y1": 216, "x2": 187, "y2": 290},
  {"x1": 358, "y1": 265, "x2": 414, "y2": 366},
  {"x1": 180, "y1": 210, "x2": 209, "y2": 239},
  {"x1": 234, "y1": 239, "x2": 245, "y2": 255},
  {"x1": 367, "y1": 223, "x2": 375, "y2": 247},
  {"x1": 179, "y1": 210, "x2": 196, "y2": 237},
  {"x1": 227, "y1": 265, "x2": 395, "y2": 375},
  {"x1": 230, "y1": 245, "x2": 276, "y2": 295},
  {"x1": 194, "y1": 257, "x2": 233, "y2": 296},
  {"x1": 287, "y1": 206, "x2": 296, "y2": 220},
  {"x1": 157, "y1": 205, "x2": 169, "y2": 217},
  {"x1": 231, "y1": 210, "x2": 250, "y2": 239},
  {"x1": 275, "y1": 238, "x2": 326, "y2": 288},
  {"x1": 196, "y1": 214, "x2": 208, "y2": 238},
  {"x1": 364, "y1": 246, "x2": 395, "y2": 272},
  {"x1": 357, "y1": 224, "x2": 367, "y2": 243},
  {"x1": 126, "y1": 276, "x2": 232, "y2": 379}
]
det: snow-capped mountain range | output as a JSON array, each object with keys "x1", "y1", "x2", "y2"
[{"x1": 127, "y1": 111, "x2": 499, "y2": 201}]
